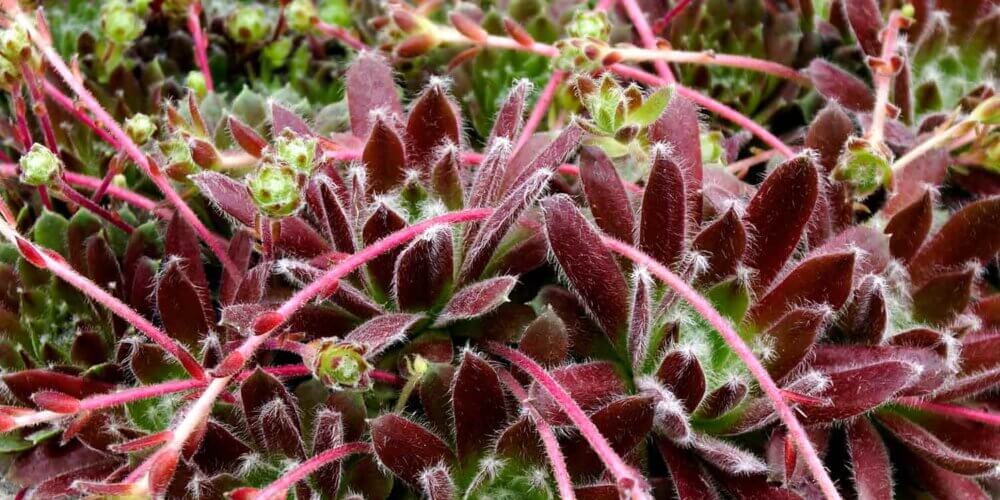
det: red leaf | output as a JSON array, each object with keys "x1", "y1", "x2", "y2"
[
  {"x1": 346, "y1": 52, "x2": 403, "y2": 139},
  {"x1": 844, "y1": 0, "x2": 884, "y2": 57},
  {"x1": 156, "y1": 259, "x2": 210, "y2": 346},
  {"x1": 239, "y1": 369, "x2": 301, "y2": 452},
  {"x1": 466, "y1": 137, "x2": 513, "y2": 210},
  {"x1": 648, "y1": 93, "x2": 703, "y2": 224},
  {"x1": 762, "y1": 308, "x2": 827, "y2": 381},
  {"x1": 228, "y1": 115, "x2": 267, "y2": 157},
  {"x1": 2, "y1": 370, "x2": 113, "y2": 405},
  {"x1": 312, "y1": 410, "x2": 344, "y2": 494},
  {"x1": 518, "y1": 309, "x2": 570, "y2": 367},
  {"x1": 692, "y1": 435, "x2": 768, "y2": 476},
  {"x1": 905, "y1": 450, "x2": 990, "y2": 500},
  {"x1": 370, "y1": 414, "x2": 455, "y2": 485},
  {"x1": 912, "y1": 268, "x2": 974, "y2": 325},
  {"x1": 877, "y1": 413, "x2": 1000, "y2": 475},
  {"x1": 433, "y1": 276, "x2": 517, "y2": 327},
  {"x1": 191, "y1": 172, "x2": 256, "y2": 226},
  {"x1": 692, "y1": 208, "x2": 747, "y2": 285},
  {"x1": 406, "y1": 82, "x2": 461, "y2": 171},
  {"x1": 908, "y1": 197, "x2": 1000, "y2": 285},
  {"x1": 419, "y1": 465, "x2": 455, "y2": 500},
  {"x1": 270, "y1": 101, "x2": 312, "y2": 136},
  {"x1": 529, "y1": 361, "x2": 626, "y2": 425},
  {"x1": 148, "y1": 448, "x2": 180, "y2": 497},
  {"x1": 742, "y1": 156, "x2": 820, "y2": 292},
  {"x1": 807, "y1": 60, "x2": 875, "y2": 112},
  {"x1": 657, "y1": 438, "x2": 720, "y2": 500},
  {"x1": 562, "y1": 395, "x2": 655, "y2": 478},
  {"x1": 580, "y1": 146, "x2": 634, "y2": 244},
  {"x1": 344, "y1": 313, "x2": 422, "y2": 357},
  {"x1": 363, "y1": 116, "x2": 408, "y2": 194},
  {"x1": 165, "y1": 215, "x2": 210, "y2": 306},
  {"x1": 628, "y1": 270, "x2": 652, "y2": 371},
  {"x1": 838, "y1": 275, "x2": 887, "y2": 344},
  {"x1": 639, "y1": 146, "x2": 687, "y2": 269},
  {"x1": 846, "y1": 418, "x2": 892, "y2": 500},
  {"x1": 748, "y1": 252, "x2": 855, "y2": 329},
  {"x1": 505, "y1": 123, "x2": 582, "y2": 192},
  {"x1": 306, "y1": 176, "x2": 357, "y2": 254},
  {"x1": 801, "y1": 360, "x2": 918, "y2": 422},
  {"x1": 420, "y1": 364, "x2": 457, "y2": 439},
  {"x1": 957, "y1": 333, "x2": 1000, "y2": 375},
  {"x1": 884, "y1": 149, "x2": 948, "y2": 216},
  {"x1": 221, "y1": 230, "x2": 253, "y2": 306},
  {"x1": 431, "y1": 147, "x2": 464, "y2": 210},
  {"x1": 31, "y1": 390, "x2": 80, "y2": 413},
  {"x1": 695, "y1": 380, "x2": 748, "y2": 419},
  {"x1": 452, "y1": 352, "x2": 507, "y2": 462},
  {"x1": 488, "y1": 79, "x2": 530, "y2": 143},
  {"x1": 884, "y1": 189, "x2": 933, "y2": 261},
  {"x1": 806, "y1": 104, "x2": 854, "y2": 173},
  {"x1": 656, "y1": 350, "x2": 706, "y2": 414},
  {"x1": 932, "y1": 366, "x2": 1000, "y2": 402},
  {"x1": 276, "y1": 217, "x2": 331, "y2": 259},
  {"x1": 395, "y1": 228, "x2": 453, "y2": 311},
  {"x1": 362, "y1": 204, "x2": 407, "y2": 295},
  {"x1": 542, "y1": 195, "x2": 629, "y2": 340}
]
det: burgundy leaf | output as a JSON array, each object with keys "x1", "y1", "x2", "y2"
[
  {"x1": 807, "y1": 60, "x2": 875, "y2": 112},
  {"x1": 86, "y1": 235, "x2": 125, "y2": 297},
  {"x1": 912, "y1": 268, "x2": 974, "y2": 325},
  {"x1": 648, "y1": 93, "x2": 703, "y2": 224},
  {"x1": 363, "y1": 116, "x2": 407, "y2": 194},
  {"x1": 518, "y1": 308, "x2": 569, "y2": 367},
  {"x1": 844, "y1": 0, "x2": 884, "y2": 57},
  {"x1": 846, "y1": 418, "x2": 892, "y2": 500},
  {"x1": 763, "y1": 308, "x2": 827, "y2": 381},
  {"x1": 312, "y1": 410, "x2": 344, "y2": 494},
  {"x1": 884, "y1": 189, "x2": 933, "y2": 262},
  {"x1": 276, "y1": 217, "x2": 331, "y2": 259},
  {"x1": 905, "y1": 451, "x2": 990, "y2": 500},
  {"x1": 657, "y1": 438, "x2": 720, "y2": 500},
  {"x1": 806, "y1": 104, "x2": 854, "y2": 173},
  {"x1": 695, "y1": 380, "x2": 748, "y2": 419},
  {"x1": 639, "y1": 146, "x2": 687, "y2": 269},
  {"x1": 344, "y1": 313, "x2": 422, "y2": 357},
  {"x1": 7, "y1": 440, "x2": 111, "y2": 488},
  {"x1": 748, "y1": 252, "x2": 855, "y2": 329},
  {"x1": 580, "y1": 146, "x2": 634, "y2": 244},
  {"x1": 692, "y1": 208, "x2": 747, "y2": 285},
  {"x1": 562, "y1": 395, "x2": 655, "y2": 478},
  {"x1": 742, "y1": 156, "x2": 820, "y2": 292},
  {"x1": 908, "y1": 197, "x2": 1000, "y2": 285},
  {"x1": 259, "y1": 399, "x2": 306, "y2": 458},
  {"x1": 394, "y1": 228, "x2": 453, "y2": 311},
  {"x1": 406, "y1": 82, "x2": 461, "y2": 171},
  {"x1": 221, "y1": 230, "x2": 254, "y2": 306},
  {"x1": 431, "y1": 146, "x2": 464, "y2": 210},
  {"x1": 542, "y1": 195, "x2": 629, "y2": 341},
  {"x1": 506, "y1": 123, "x2": 583, "y2": 191},
  {"x1": 191, "y1": 171, "x2": 256, "y2": 226},
  {"x1": 165, "y1": 215, "x2": 209, "y2": 302},
  {"x1": 239, "y1": 369, "x2": 301, "y2": 453},
  {"x1": 466, "y1": 137, "x2": 513, "y2": 210},
  {"x1": 801, "y1": 360, "x2": 918, "y2": 423},
  {"x1": 306, "y1": 176, "x2": 357, "y2": 254},
  {"x1": 884, "y1": 148, "x2": 948, "y2": 216},
  {"x1": 932, "y1": 366, "x2": 1000, "y2": 402},
  {"x1": 419, "y1": 465, "x2": 455, "y2": 500},
  {"x1": 877, "y1": 413, "x2": 1000, "y2": 476},
  {"x1": 156, "y1": 259, "x2": 210, "y2": 347},
  {"x1": 816, "y1": 226, "x2": 890, "y2": 276},
  {"x1": 529, "y1": 361, "x2": 626, "y2": 425},
  {"x1": 2, "y1": 369, "x2": 113, "y2": 405},
  {"x1": 488, "y1": 79, "x2": 530, "y2": 143},
  {"x1": 228, "y1": 115, "x2": 267, "y2": 157},
  {"x1": 452, "y1": 351, "x2": 507, "y2": 462},
  {"x1": 692, "y1": 435, "x2": 768, "y2": 476},
  {"x1": 838, "y1": 275, "x2": 887, "y2": 344},
  {"x1": 362, "y1": 204, "x2": 408, "y2": 295},
  {"x1": 656, "y1": 350, "x2": 706, "y2": 414},
  {"x1": 957, "y1": 333, "x2": 1000, "y2": 375},
  {"x1": 420, "y1": 364, "x2": 457, "y2": 439},
  {"x1": 234, "y1": 261, "x2": 270, "y2": 304},
  {"x1": 433, "y1": 276, "x2": 517, "y2": 327},
  {"x1": 628, "y1": 270, "x2": 652, "y2": 370},
  {"x1": 370, "y1": 414, "x2": 455, "y2": 485},
  {"x1": 495, "y1": 416, "x2": 544, "y2": 463},
  {"x1": 346, "y1": 52, "x2": 403, "y2": 139},
  {"x1": 271, "y1": 101, "x2": 312, "y2": 136}
]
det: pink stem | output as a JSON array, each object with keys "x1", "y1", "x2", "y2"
[
  {"x1": 21, "y1": 65, "x2": 59, "y2": 153},
  {"x1": 314, "y1": 20, "x2": 366, "y2": 50},
  {"x1": 89, "y1": 155, "x2": 120, "y2": 202},
  {"x1": 11, "y1": 90, "x2": 33, "y2": 150},
  {"x1": 653, "y1": 0, "x2": 693, "y2": 34},
  {"x1": 0, "y1": 216, "x2": 205, "y2": 380},
  {"x1": 601, "y1": 237, "x2": 841, "y2": 500},
  {"x1": 513, "y1": 70, "x2": 565, "y2": 157},
  {"x1": 19, "y1": 18, "x2": 238, "y2": 277},
  {"x1": 594, "y1": 0, "x2": 617, "y2": 12},
  {"x1": 0, "y1": 164, "x2": 164, "y2": 218},
  {"x1": 497, "y1": 367, "x2": 576, "y2": 500},
  {"x1": 726, "y1": 148, "x2": 781, "y2": 177},
  {"x1": 897, "y1": 398, "x2": 1000, "y2": 427},
  {"x1": 42, "y1": 81, "x2": 118, "y2": 147},
  {"x1": 255, "y1": 443, "x2": 371, "y2": 500},
  {"x1": 57, "y1": 178, "x2": 135, "y2": 233},
  {"x1": 619, "y1": 0, "x2": 675, "y2": 83},
  {"x1": 186, "y1": 1, "x2": 214, "y2": 92},
  {"x1": 866, "y1": 11, "x2": 905, "y2": 145},
  {"x1": 486, "y1": 342, "x2": 649, "y2": 498}
]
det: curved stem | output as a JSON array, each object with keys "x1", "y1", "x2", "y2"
[
  {"x1": 726, "y1": 149, "x2": 781, "y2": 177},
  {"x1": 256, "y1": 443, "x2": 371, "y2": 500},
  {"x1": 21, "y1": 64, "x2": 60, "y2": 153},
  {"x1": 486, "y1": 342, "x2": 649, "y2": 499},
  {"x1": 601, "y1": 237, "x2": 841, "y2": 500},
  {"x1": 42, "y1": 80, "x2": 118, "y2": 147},
  {"x1": 897, "y1": 398, "x2": 1000, "y2": 427},
  {"x1": 186, "y1": 1, "x2": 214, "y2": 92},
  {"x1": 866, "y1": 11, "x2": 905, "y2": 145},
  {"x1": 57, "y1": 178, "x2": 135, "y2": 233},
  {"x1": 618, "y1": 0, "x2": 675, "y2": 83},
  {"x1": 617, "y1": 48, "x2": 810, "y2": 87},
  {"x1": 496, "y1": 367, "x2": 576, "y2": 500},
  {"x1": 513, "y1": 70, "x2": 565, "y2": 158},
  {"x1": 314, "y1": 20, "x2": 366, "y2": 50},
  {"x1": 653, "y1": 0, "x2": 693, "y2": 34},
  {"x1": 0, "y1": 163, "x2": 162, "y2": 213}
]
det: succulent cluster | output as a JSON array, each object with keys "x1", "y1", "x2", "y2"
[{"x1": 0, "y1": 1, "x2": 997, "y2": 499}]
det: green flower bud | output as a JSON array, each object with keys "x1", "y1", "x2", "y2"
[
  {"x1": 286, "y1": 0, "x2": 318, "y2": 33},
  {"x1": 701, "y1": 131, "x2": 726, "y2": 166},
  {"x1": 124, "y1": 113, "x2": 157, "y2": 145},
  {"x1": 247, "y1": 162, "x2": 302, "y2": 217},
  {"x1": 102, "y1": 3, "x2": 146, "y2": 44},
  {"x1": 833, "y1": 137, "x2": 893, "y2": 197},
  {"x1": 19, "y1": 144, "x2": 63, "y2": 187},
  {"x1": 274, "y1": 134, "x2": 317, "y2": 173},
  {"x1": 566, "y1": 10, "x2": 610, "y2": 41},
  {"x1": 306, "y1": 339, "x2": 371, "y2": 389},
  {"x1": 185, "y1": 71, "x2": 207, "y2": 98},
  {"x1": 160, "y1": 0, "x2": 192, "y2": 18},
  {"x1": 227, "y1": 6, "x2": 272, "y2": 45},
  {"x1": 319, "y1": 0, "x2": 351, "y2": 27},
  {"x1": 553, "y1": 40, "x2": 602, "y2": 73},
  {"x1": 0, "y1": 26, "x2": 32, "y2": 65}
]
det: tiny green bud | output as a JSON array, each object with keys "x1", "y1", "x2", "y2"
[
  {"x1": 0, "y1": 26, "x2": 32, "y2": 65},
  {"x1": 700, "y1": 131, "x2": 726, "y2": 166},
  {"x1": 273, "y1": 133, "x2": 317, "y2": 173},
  {"x1": 124, "y1": 113, "x2": 157, "y2": 145},
  {"x1": 319, "y1": 0, "x2": 352, "y2": 27},
  {"x1": 227, "y1": 6, "x2": 272, "y2": 45},
  {"x1": 286, "y1": 0, "x2": 319, "y2": 33},
  {"x1": 833, "y1": 137, "x2": 893, "y2": 197},
  {"x1": 306, "y1": 339, "x2": 371, "y2": 389},
  {"x1": 19, "y1": 144, "x2": 63, "y2": 187},
  {"x1": 263, "y1": 38, "x2": 293, "y2": 68},
  {"x1": 900, "y1": 3, "x2": 916, "y2": 21},
  {"x1": 185, "y1": 71, "x2": 207, "y2": 98},
  {"x1": 102, "y1": 3, "x2": 146, "y2": 44},
  {"x1": 247, "y1": 162, "x2": 302, "y2": 217},
  {"x1": 566, "y1": 10, "x2": 610, "y2": 41}
]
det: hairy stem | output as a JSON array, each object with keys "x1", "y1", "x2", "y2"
[
  {"x1": 601, "y1": 237, "x2": 842, "y2": 500},
  {"x1": 186, "y1": 1, "x2": 214, "y2": 92},
  {"x1": 866, "y1": 11, "x2": 906, "y2": 145},
  {"x1": 21, "y1": 64, "x2": 59, "y2": 153},
  {"x1": 0, "y1": 163, "x2": 162, "y2": 213},
  {"x1": 897, "y1": 398, "x2": 1000, "y2": 427},
  {"x1": 256, "y1": 443, "x2": 371, "y2": 500},
  {"x1": 512, "y1": 70, "x2": 565, "y2": 157},
  {"x1": 616, "y1": 48, "x2": 810, "y2": 86},
  {"x1": 57, "y1": 178, "x2": 135, "y2": 233},
  {"x1": 496, "y1": 367, "x2": 576, "y2": 500},
  {"x1": 891, "y1": 118, "x2": 971, "y2": 173},
  {"x1": 486, "y1": 342, "x2": 650, "y2": 499},
  {"x1": 42, "y1": 81, "x2": 118, "y2": 147},
  {"x1": 314, "y1": 20, "x2": 366, "y2": 50},
  {"x1": 618, "y1": 0, "x2": 675, "y2": 82}
]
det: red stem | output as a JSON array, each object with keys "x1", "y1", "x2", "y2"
[
  {"x1": 512, "y1": 70, "x2": 565, "y2": 158},
  {"x1": 186, "y1": 1, "x2": 214, "y2": 92},
  {"x1": 486, "y1": 342, "x2": 649, "y2": 498},
  {"x1": 21, "y1": 64, "x2": 59, "y2": 153},
  {"x1": 897, "y1": 398, "x2": 1000, "y2": 427},
  {"x1": 57, "y1": 178, "x2": 135, "y2": 233},
  {"x1": 601, "y1": 237, "x2": 841, "y2": 500},
  {"x1": 653, "y1": 0, "x2": 694, "y2": 34},
  {"x1": 619, "y1": 0, "x2": 676, "y2": 82},
  {"x1": 255, "y1": 443, "x2": 371, "y2": 500},
  {"x1": 10, "y1": 90, "x2": 33, "y2": 150},
  {"x1": 314, "y1": 20, "x2": 366, "y2": 50},
  {"x1": 42, "y1": 80, "x2": 118, "y2": 148}
]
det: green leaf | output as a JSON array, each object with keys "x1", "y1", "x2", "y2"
[
  {"x1": 0, "y1": 433, "x2": 33, "y2": 453},
  {"x1": 626, "y1": 87, "x2": 672, "y2": 127},
  {"x1": 32, "y1": 210, "x2": 69, "y2": 257},
  {"x1": 583, "y1": 135, "x2": 630, "y2": 158}
]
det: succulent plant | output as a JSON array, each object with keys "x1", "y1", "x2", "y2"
[{"x1": 0, "y1": 1, "x2": 997, "y2": 500}]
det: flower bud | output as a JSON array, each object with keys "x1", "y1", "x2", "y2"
[
  {"x1": 566, "y1": 10, "x2": 610, "y2": 41},
  {"x1": 286, "y1": 0, "x2": 319, "y2": 33},
  {"x1": 227, "y1": 6, "x2": 272, "y2": 45},
  {"x1": 160, "y1": 0, "x2": 192, "y2": 18},
  {"x1": 247, "y1": 162, "x2": 302, "y2": 217},
  {"x1": 19, "y1": 144, "x2": 63, "y2": 187},
  {"x1": 0, "y1": 26, "x2": 32, "y2": 65},
  {"x1": 319, "y1": 0, "x2": 352, "y2": 27},
  {"x1": 124, "y1": 113, "x2": 157, "y2": 145},
  {"x1": 833, "y1": 137, "x2": 893, "y2": 197},
  {"x1": 102, "y1": 2, "x2": 146, "y2": 44},
  {"x1": 274, "y1": 133, "x2": 317, "y2": 173},
  {"x1": 305, "y1": 339, "x2": 371, "y2": 389}
]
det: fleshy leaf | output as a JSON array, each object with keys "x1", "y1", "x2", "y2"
[
  {"x1": 807, "y1": 60, "x2": 875, "y2": 112},
  {"x1": 394, "y1": 227, "x2": 453, "y2": 311},
  {"x1": 762, "y1": 308, "x2": 827, "y2": 381},
  {"x1": 912, "y1": 269, "x2": 974, "y2": 325},
  {"x1": 656, "y1": 350, "x2": 706, "y2": 414},
  {"x1": 362, "y1": 204, "x2": 408, "y2": 296},
  {"x1": 876, "y1": 413, "x2": 1000, "y2": 476},
  {"x1": 562, "y1": 395, "x2": 655, "y2": 478},
  {"x1": 343, "y1": 313, "x2": 423, "y2": 357},
  {"x1": 406, "y1": 82, "x2": 461, "y2": 171},
  {"x1": 908, "y1": 197, "x2": 1000, "y2": 286},
  {"x1": 844, "y1": 0, "x2": 884, "y2": 57},
  {"x1": 433, "y1": 276, "x2": 517, "y2": 327},
  {"x1": 191, "y1": 172, "x2": 256, "y2": 226},
  {"x1": 529, "y1": 361, "x2": 626, "y2": 425},
  {"x1": 228, "y1": 115, "x2": 267, "y2": 157},
  {"x1": 579, "y1": 146, "x2": 634, "y2": 244},
  {"x1": 648, "y1": 93, "x2": 703, "y2": 223},
  {"x1": 370, "y1": 414, "x2": 455, "y2": 485},
  {"x1": 806, "y1": 104, "x2": 854, "y2": 173},
  {"x1": 801, "y1": 360, "x2": 918, "y2": 422},
  {"x1": 692, "y1": 208, "x2": 747, "y2": 285},
  {"x1": 451, "y1": 351, "x2": 507, "y2": 462},
  {"x1": 306, "y1": 176, "x2": 356, "y2": 254},
  {"x1": 846, "y1": 418, "x2": 893, "y2": 500},
  {"x1": 363, "y1": 116, "x2": 407, "y2": 195},
  {"x1": 488, "y1": 79, "x2": 529, "y2": 143},
  {"x1": 518, "y1": 308, "x2": 570, "y2": 367},
  {"x1": 884, "y1": 189, "x2": 933, "y2": 262},
  {"x1": 748, "y1": 251, "x2": 855, "y2": 329},
  {"x1": 346, "y1": 52, "x2": 403, "y2": 139},
  {"x1": 156, "y1": 259, "x2": 210, "y2": 347},
  {"x1": 271, "y1": 101, "x2": 312, "y2": 136},
  {"x1": 639, "y1": 146, "x2": 687, "y2": 269}
]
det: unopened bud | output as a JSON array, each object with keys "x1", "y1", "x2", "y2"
[
  {"x1": 102, "y1": 2, "x2": 146, "y2": 44},
  {"x1": 833, "y1": 137, "x2": 893, "y2": 197},
  {"x1": 124, "y1": 113, "x2": 157, "y2": 145},
  {"x1": 19, "y1": 143, "x2": 63, "y2": 187},
  {"x1": 247, "y1": 162, "x2": 302, "y2": 217},
  {"x1": 305, "y1": 339, "x2": 371, "y2": 389},
  {"x1": 286, "y1": 0, "x2": 319, "y2": 33},
  {"x1": 185, "y1": 71, "x2": 207, "y2": 98},
  {"x1": 0, "y1": 26, "x2": 32, "y2": 65},
  {"x1": 273, "y1": 133, "x2": 317, "y2": 173},
  {"x1": 227, "y1": 6, "x2": 272, "y2": 45},
  {"x1": 566, "y1": 10, "x2": 610, "y2": 41}
]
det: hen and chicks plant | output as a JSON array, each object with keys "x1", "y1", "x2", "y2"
[{"x1": 0, "y1": 0, "x2": 997, "y2": 499}]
